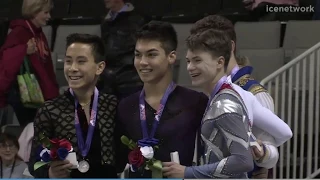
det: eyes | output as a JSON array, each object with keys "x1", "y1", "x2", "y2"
[
  {"x1": 134, "y1": 53, "x2": 158, "y2": 59},
  {"x1": 186, "y1": 59, "x2": 202, "y2": 64},
  {"x1": 64, "y1": 59, "x2": 86, "y2": 64}
]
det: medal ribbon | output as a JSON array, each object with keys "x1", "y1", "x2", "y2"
[
  {"x1": 70, "y1": 87, "x2": 99, "y2": 158},
  {"x1": 138, "y1": 82, "x2": 176, "y2": 147}
]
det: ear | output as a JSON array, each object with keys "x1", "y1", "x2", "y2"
[
  {"x1": 96, "y1": 61, "x2": 106, "y2": 76},
  {"x1": 168, "y1": 50, "x2": 176, "y2": 65},
  {"x1": 231, "y1": 40, "x2": 236, "y2": 54},
  {"x1": 217, "y1": 56, "x2": 225, "y2": 70}
]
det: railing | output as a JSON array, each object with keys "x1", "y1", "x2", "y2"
[{"x1": 261, "y1": 42, "x2": 320, "y2": 179}]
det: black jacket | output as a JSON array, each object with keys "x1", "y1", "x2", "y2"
[{"x1": 99, "y1": 5, "x2": 150, "y2": 99}]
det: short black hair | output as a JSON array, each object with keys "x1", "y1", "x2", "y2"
[
  {"x1": 186, "y1": 29, "x2": 232, "y2": 70},
  {"x1": 66, "y1": 33, "x2": 105, "y2": 63},
  {"x1": 135, "y1": 20, "x2": 177, "y2": 54}
]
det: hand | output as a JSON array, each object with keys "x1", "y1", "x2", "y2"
[
  {"x1": 252, "y1": 167, "x2": 269, "y2": 179},
  {"x1": 48, "y1": 160, "x2": 73, "y2": 178},
  {"x1": 26, "y1": 38, "x2": 37, "y2": 55},
  {"x1": 162, "y1": 162, "x2": 185, "y2": 178},
  {"x1": 251, "y1": 139, "x2": 265, "y2": 160}
]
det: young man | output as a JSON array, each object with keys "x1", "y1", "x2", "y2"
[
  {"x1": 115, "y1": 21, "x2": 208, "y2": 178},
  {"x1": 163, "y1": 29, "x2": 254, "y2": 178},
  {"x1": 29, "y1": 34, "x2": 118, "y2": 178},
  {"x1": 190, "y1": 15, "x2": 292, "y2": 178}
]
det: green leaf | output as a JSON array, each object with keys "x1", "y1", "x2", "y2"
[
  {"x1": 150, "y1": 160, "x2": 163, "y2": 178},
  {"x1": 34, "y1": 161, "x2": 49, "y2": 171},
  {"x1": 120, "y1": 136, "x2": 130, "y2": 146},
  {"x1": 39, "y1": 133, "x2": 51, "y2": 149}
]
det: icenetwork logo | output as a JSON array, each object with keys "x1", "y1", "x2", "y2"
[{"x1": 266, "y1": 5, "x2": 315, "y2": 13}]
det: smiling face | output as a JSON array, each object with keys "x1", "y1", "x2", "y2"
[
  {"x1": 0, "y1": 141, "x2": 18, "y2": 162},
  {"x1": 64, "y1": 43, "x2": 105, "y2": 91},
  {"x1": 186, "y1": 49, "x2": 225, "y2": 89},
  {"x1": 32, "y1": 8, "x2": 51, "y2": 27},
  {"x1": 134, "y1": 39, "x2": 176, "y2": 84}
]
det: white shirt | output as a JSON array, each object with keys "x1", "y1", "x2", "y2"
[{"x1": 227, "y1": 76, "x2": 292, "y2": 168}]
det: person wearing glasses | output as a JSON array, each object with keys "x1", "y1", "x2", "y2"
[{"x1": 0, "y1": 133, "x2": 27, "y2": 178}]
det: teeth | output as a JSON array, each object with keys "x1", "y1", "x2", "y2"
[
  {"x1": 69, "y1": 76, "x2": 81, "y2": 80},
  {"x1": 191, "y1": 74, "x2": 200, "y2": 77},
  {"x1": 140, "y1": 69, "x2": 152, "y2": 73}
]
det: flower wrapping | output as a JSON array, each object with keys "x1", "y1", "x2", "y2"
[
  {"x1": 121, "y1": 136, "x2": 162, "y2": 178},
  {"x1": 34, "y1": 133, "x2": 73, "y2": 170}
]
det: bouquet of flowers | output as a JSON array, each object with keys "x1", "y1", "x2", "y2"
[
  {"x1": 121, "y1": 135, "x2": 162, "y2": 178},
  {"x1": 34, "y1": 133, "x2": 73, "y2": 170}
]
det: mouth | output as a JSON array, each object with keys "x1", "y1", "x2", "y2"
[
  {"x1": 69, "y1": 76, "x2": 82, "y2": 80},
  {"x1": 190, "y1": 73, "x2": 200, "y2": 78},
  {"x1": 139, "y1": 69, "x2": 153, "y2": 73}
]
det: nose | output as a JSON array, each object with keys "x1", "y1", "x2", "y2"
[
  {"x1": 187, "y1": 62, "x2": 196, "y2": 72},
  {"x1": 69, "y1": 62, "x2": 79, "y2": 71},
  {"x1": 139, "y1": 56, "x2": 148, "y2": 66},
  {"x1": 47, "y1": 13, "x2": 51, "y2": 19}
]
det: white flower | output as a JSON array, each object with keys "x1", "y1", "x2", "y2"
[{"x1": 140, "y1": 146, "x2": 154, "y2": 159}]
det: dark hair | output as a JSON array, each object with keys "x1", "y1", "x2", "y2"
[
  {"x1": 66, "y1": 33, "x2": 106, "y2": 63},
  {"x1": 186, "y1": 29, "x2": 232, "y2": 70},
  {"x1": 190, "y1": 15, "x2": 236, "y2": 44},
  {"x1": 0, "y1": 133, "x2": 20, "y2": 150},
  {"x1": 135, "y1": 20, "x2": 177, "y2": 54}
]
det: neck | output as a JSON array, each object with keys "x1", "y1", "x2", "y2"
[
  {"x1": 227, "y1": 55, "x2": 238, "y2": 75},
  {"x1": 143, "y1": 72, "x2": 173, "y2": 99},
  {"x1": 2, "y1": 158, "x2": 15, "y2": 167},
  {"x1": 203, "y1": 72, "x2": 225, "y2": 97},
  {"x1": 73, "y1": 85, "x2": 95, "y2": 104},
  {"x1": 111, "y1": 2, "x2": 125, "y2": 13},
  {"x1": 30, "y1": 19, "x2": 40, "y2": 28}
]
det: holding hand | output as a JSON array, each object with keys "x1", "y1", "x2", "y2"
[
  {"x1": 49, "y1": 160, "x2": 73, "y2": 178},
  {"x1": 162, "y1": 162, "x2": 185, "y2": 178},
  {"x1": 251, "y1": 139, "x2": 266, "y2": 160},
  {"x1": 27, "y1": 38, "x2": 37, "y2": 55}
]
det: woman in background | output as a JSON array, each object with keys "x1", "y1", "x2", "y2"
[
  {"x1": 0, "y1": 133, "x2": 28, "y2": 178},
  {"x1": 0, "y1": 0, "x2": 59, "y2": 127}
]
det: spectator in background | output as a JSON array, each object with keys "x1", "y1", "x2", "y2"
[
  {"x1": 99, "y1": 0, "x2": 150, "y2": 100},
  {"x1": 243, "y1": 0, "x2": 299, "y2": 20},
  {"x1": 0, "y1": 0, "x2": 59, "y2": 127},
  {"x1": 0, "y1": 133, "x2": 28, "y2": 178}
]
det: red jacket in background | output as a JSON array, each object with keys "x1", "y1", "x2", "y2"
[{"x1": 0, "y1": 19, "x2": 59, "y2": 108}]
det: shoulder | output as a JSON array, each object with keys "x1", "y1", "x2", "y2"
[
  {"x1": 248, "y1": 82, "x2": 268, "y2": 95},
  {"x1": 118, "y1": 91, "x2": 140, "y2": 109},
  {"x1": 206, "y1": 84, "x2": 247, "y2": 119}
]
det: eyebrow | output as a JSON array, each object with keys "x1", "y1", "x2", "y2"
[
  {"x1": 135, "y1": 48, "x2": 159, "y2": 53},
  {"x1": 186, "y1": 56, "x2": 201, "y2": 60},
  {"x1": 65, "y1": 56, "x2": 87, "y2": 59}
]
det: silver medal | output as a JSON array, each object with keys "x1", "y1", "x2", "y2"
[{"x1": 78, "y1": 160, "x2": 90, "y2": 173}]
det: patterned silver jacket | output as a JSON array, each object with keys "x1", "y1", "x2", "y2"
[{"x1": 185, "y1": 86, "x2": 254, "y2": 178}]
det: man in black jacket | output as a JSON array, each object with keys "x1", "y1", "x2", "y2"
[{"x1": 100, "y1": 0, "x2": 150, "y2": 100}]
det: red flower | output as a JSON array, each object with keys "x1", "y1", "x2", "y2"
[
  {"x1": 50, "y1": 138, "x2": 60, "y2": 148},
  {"x1": 58, "y1": 139, "x2": 72, "y2": 151},
  {"x1": 128, "y1": 148, "x2": 144, "y2": 168},
  {"x1": 50, "y1": 147, "x2": 58, "y2": 159}
]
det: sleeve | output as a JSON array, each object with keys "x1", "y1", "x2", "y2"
[
  {"x1": 255, "y1": 92, "x2": 275, "y2": 113},
  {"x1": 0, "y1": 29, "x2": 27, "y2": 95},
  {"x1": 114, "y1": 101, "x2": 130, "y2": 173},
  {"x1": 184, "y1": 113, "x2": 254, "y2": 178},
  {"x1": 193, "y1": 93, "x2": 208, "y2": 165},
  {"x1": 251, "y1": 94, "x2": 292, "y2": 147},
  {"x1": 28, "y1": 104, "x2": 53, "y2": 178},
  {"x1": 253, "y1": 128, "x2": 279, "y2": 168}
]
